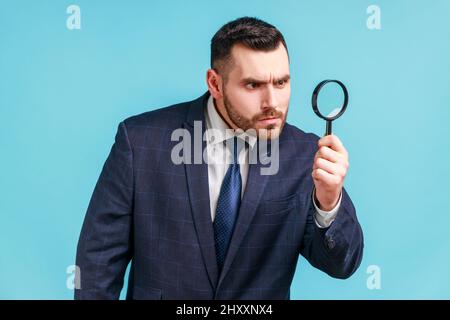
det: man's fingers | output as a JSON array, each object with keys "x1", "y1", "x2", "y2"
[
  {"x1": 312, "y1": 168, "x2": 341, "y2": 185},
  {"x1": 314, "y1": 146, "x2": 346, "y2": 164},
  {"x1": 313, "y1": 135, "x2": 349, "y2": 187},
  {"x1": 313, "y1": 157, "x2": 346, "y2": 177},
  {"x1": 318, "y1": 134, "x2": 347, "y2": 155}
]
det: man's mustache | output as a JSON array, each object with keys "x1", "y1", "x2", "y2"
[{"x1": 253, "y1": 108, "x2": 284, "y2": 122}]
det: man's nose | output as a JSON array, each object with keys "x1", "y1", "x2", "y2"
[{"x1": 262, "y1": 85, "x2": 278, "y2": 110}]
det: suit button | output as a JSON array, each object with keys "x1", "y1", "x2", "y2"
[{"x1": 326, "y1": 237, "x2": 335, "y2": 250}]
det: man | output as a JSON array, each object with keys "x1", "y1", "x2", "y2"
[{"x1": 75, "y1": 17, "x2": 363, "y2": 300}]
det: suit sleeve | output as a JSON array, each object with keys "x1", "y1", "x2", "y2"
[
  {"x1": 75, "y1": 121, "x2": 134, "y2": 299},
  {"x1": 299, "y1": 187, "x2": 364, "y2": 279}
]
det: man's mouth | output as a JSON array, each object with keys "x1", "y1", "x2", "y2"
[{"x1": 258, "y1": 117, "x2": 279, "y2": 125}]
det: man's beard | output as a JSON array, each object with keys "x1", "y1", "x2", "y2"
[{"x1": 223, "y1": 91, "x2": 287, "y2": 140}]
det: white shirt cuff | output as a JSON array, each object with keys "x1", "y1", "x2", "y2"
[{"x1": 312, "y1": 187, "x2": 342, "y2": 228}]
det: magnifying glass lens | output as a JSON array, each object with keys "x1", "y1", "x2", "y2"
[{"x1": 316, "y1": 81, "x2": 346, "y2": 118}]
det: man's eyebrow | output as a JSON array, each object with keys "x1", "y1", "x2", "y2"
[
  {"x1": 275, "y1": 74, "x2": 291, "y2": 82},
  {"x1": 240, "y1": 74, "x2": 290, "y2": 84}
]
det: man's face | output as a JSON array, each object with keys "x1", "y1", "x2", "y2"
[{"x1": 220, "y1": 42, "x2": 291, "y2": 140}]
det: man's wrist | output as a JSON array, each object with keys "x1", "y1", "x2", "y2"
[
  {"x1": 312, "y1": 187, "x2": 342, "y2": 228},
  {"x1": 314, "y1": 190, "x2": 341, "y2": 212}
]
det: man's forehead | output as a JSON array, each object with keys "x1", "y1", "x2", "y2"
[{"x1": 230, "y1": 43, "x2": 290, "y2": 79}]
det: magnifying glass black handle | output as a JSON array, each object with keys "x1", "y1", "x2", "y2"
[{"x1": 325, "y1": 121, "x2": 332, "y2": 136}]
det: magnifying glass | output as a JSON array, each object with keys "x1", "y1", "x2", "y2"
[{"x1": 311, "y1": 79, "x2": 348, "y2": 136}]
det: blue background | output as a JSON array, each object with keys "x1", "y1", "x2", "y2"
[{"x1": 1, "y1": 0, "x2": 449, "y2": 299}]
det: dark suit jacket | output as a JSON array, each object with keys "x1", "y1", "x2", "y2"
[{"x1": 75, "y1": 91, "x2": 364, "y2": 300}]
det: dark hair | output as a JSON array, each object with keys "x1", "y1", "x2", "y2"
[{"x1": 211, "y1": 17, "x2": 289, "y2": 75}]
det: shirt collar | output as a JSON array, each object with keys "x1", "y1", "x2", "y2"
[{"x1": 205, "y1": 94, "x2": 258, "y2": 149}]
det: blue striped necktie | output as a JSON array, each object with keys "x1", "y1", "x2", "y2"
[{"x1": 214, "y1": 136, "x2": 242, "y2": 272}]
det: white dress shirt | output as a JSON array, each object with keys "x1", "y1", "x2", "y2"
[{"x1": 204, "y1": 95, "x2": 341, "y2": 228}]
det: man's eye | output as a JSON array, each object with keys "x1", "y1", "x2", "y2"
[
  {"x1": 246, "y1": 82, "x2": 259, "y2": 89},
  {"x1": 276, "y1": 80, "x2": 287, "y2": 87}
]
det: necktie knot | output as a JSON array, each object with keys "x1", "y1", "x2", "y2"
[
  {"x1": 232, "y1": 136, "x2": 239, "y2": 164},
  {"x1": 228, "y1": 136, "x2": 248, "y2": 165}
]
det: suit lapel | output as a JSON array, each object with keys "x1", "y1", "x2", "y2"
[
  {"x1": 183, "y1": 92, "x2": 219, "y2": 290},
  {"x1": 215, "y1": 130, "x2": 289, "y2": 291},
  {"x1": 216, "y1": 143, "x2": 271, "y2": 291}
]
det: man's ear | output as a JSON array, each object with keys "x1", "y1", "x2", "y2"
[{"x1": 206, "y1": 68, "x2": 224, "y2": 100}]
